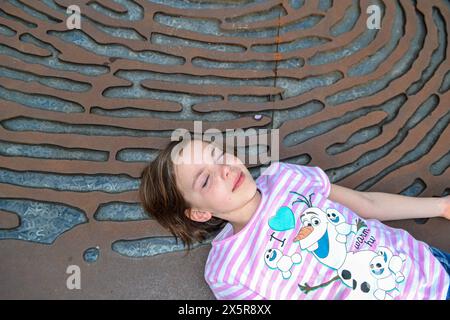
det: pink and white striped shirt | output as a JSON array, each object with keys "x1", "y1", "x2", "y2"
[{"x1": 204, "y1": 162, "x2": 450, "y2": 300}]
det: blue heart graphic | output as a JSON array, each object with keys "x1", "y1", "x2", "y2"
[{"x1": 269, "y1": 206, "x2": 295, "y2": 231}]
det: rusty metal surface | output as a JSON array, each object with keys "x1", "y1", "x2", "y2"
[{"x1": 0, "y1": 0, "x2": 449, "y2": 299}]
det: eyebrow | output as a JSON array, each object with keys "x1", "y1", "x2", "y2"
[
  {"x1": 191, "y1": 145, "x2": 215, "y2": 189},
  {"x1": 300, "y1": 212, "x2": 318, "y2": 218}
]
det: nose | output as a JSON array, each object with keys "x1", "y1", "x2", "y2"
[
  {"x1": 221, "y1": 164, "x2": 231, "y2": 179},
  {"x1": 294, "y1": 226, "x2": 314, "y2": 242}
]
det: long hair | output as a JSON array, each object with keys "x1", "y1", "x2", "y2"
[{"x1": 139, "y1": 138, "x2": 226, "y2": 250}]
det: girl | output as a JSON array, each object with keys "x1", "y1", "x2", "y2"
[{"x1": 139, "y1": 137, "x2": 450, "y2": 300}]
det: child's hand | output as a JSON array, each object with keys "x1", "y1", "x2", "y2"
[{"x1": 442, "y1": 195, "x2": 450, "y2": 220}]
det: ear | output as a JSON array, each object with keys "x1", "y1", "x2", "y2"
[{"x1": 185, "y1": 208, "x2": 212, "y2": 223}]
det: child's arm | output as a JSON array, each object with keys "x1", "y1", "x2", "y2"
[{"x1": 329, "y1": 183, "x2": 449, "y2": 221}]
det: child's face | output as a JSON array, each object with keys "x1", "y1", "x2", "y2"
[{"x1": 173, "y1": 139, "x2": 258, "y2": 220}]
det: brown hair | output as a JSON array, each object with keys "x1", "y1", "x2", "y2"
[{"x1": 139, "y1": 138, "x2": 226, "y2": 250}]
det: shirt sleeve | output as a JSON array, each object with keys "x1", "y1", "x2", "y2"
[
  {"x1": 208, "y1": 281, "x2": 266, "y2": 300},
  {"x1": 313, "y1": 165, "x2": 331, "y2": 198},
  {"x1": 279, "y1": 162, "x2": 331, "y2": 198}
]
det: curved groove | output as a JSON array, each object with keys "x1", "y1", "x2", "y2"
[
  {"x1": 0, "y1": 199, "x2": 87, "y2": 244},
  {"x1": 0, "y1": 34, "x2": 109, "y2": 76},
  {"x1": 0, "y1": 8, "x2": 37, "y2": 28},
  {"x1": 348, "y1": 0, "x2": 404, "y2": 77},
  {"x1": 343, "y1": 97, "x2": 448, "y2": 191},
  {"x1": 400, "y1": 178, "x2": 427, "y2": 197},
  {"x1": 0, "y1": 66, "x2": 92, "y2": 92},
  {"x1": 0, "y1": 86, "x2": 85, "y2": 113},
  {"x1": 288, "y1": 0, "x2": 305, "y2": 10},
  {"x1": 309, "y1": 25, "x2": 380, "y2": 66},
  {"x1": 252, "y1": 36, "x2": 330, "y2": 53},
  {"x1": 116, "y1": 148, "x2": 159, "y2": 163},
  {"x1": 439, "y1": 70, "x2": 450, "y2": 93},
  {"x1": 275, "y1": 71, "x2": 343, "y2": 99},
  {"x1": 94, "y1": 202, "x2": 150, "y2": 221},
  {"x1": 48, "y1": 30, "x2": 185, "y2": 66},
  {"x1": 430, "y1": 150, "x2": 450, "y2": 176},
  {"x1": 326, "y1": 6, "x2": 427, "y2": 105},
  {"x1": 407, "y1": 7, "x2": 447, "y2": 95},
  {"x1": 1, "y1": 116, "x2": 175, "y2": 138},
  {"x1": 0, "y1": 24, "x2": 16, "y2": 37},
  {"x1": 88, "y1": 0, "x2": 144, "y2": 21},
  {"x1": 83, "y1": 15, "x2": 147, "y2": 41},
  {"x1": 192, "y1": 56, "x2": 304, "y2": 70},
  {"x1": 0, "y1": 140, "x2": 109, "y2": 161},
  {"x1": 380, "y1": 97, "x2": 447, "y2": 171},
  {"x1": 329, "y1": 0, "x2": 359, "y2": 37},
  {"x1": 312, "y1": 94, "x2": 407, "y2": 181},
  {"x1": 151, "y1": 33, "x2": 246, "y2": 53},
  {"x1": 327, "y1": 126, "x2": 381, "y2": 155},
  {"x1": 0, "y1": 168, "x2": 140, "y2": 193},
  {"x1": 104, "y1": 86, "x2": 223, "y2": 108},
  {"x1": 273, "y1": 100, "x2": 324, "y2": 129},
  {"x1": 318, "y1": 0, "x2": 333, "y2": 11},
  {"x1": 283, "y1": 104, "x2": 386, "y2": 148},
  {"x1": 19, "y1": 33, "x2": 56, "y2": 51},
  {"x1": 154, "y1": 12, "x2": 323, "y2": 38},
  {"x1": 147, "y1": 0, "x2": 267, "y2": 10},
  {"x1": 90, "y1": 105, "x2": 251, "y2": 122},
  {"x1": 112, "y1": 69, "x2": 274, "y2": 87},
  {"x1": 8, "y1": 0, "x2": 62, "y2": 24},
  {"x1": 192, "y1": 57, "x2": 277, "y2": 70},
  {"x1": 224, "y1": 4, "x2": 287, "y2": 24},
  {"x1": 112, "y1": 236, "x2": 212, "y2": 257}
]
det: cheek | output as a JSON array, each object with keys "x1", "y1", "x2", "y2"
[
  {"x1": 208, "y1": 182, "x2": 230, "y2": 198},
  {"x1": 205, "y1": 184, "x2": 235, "y2": 206}
]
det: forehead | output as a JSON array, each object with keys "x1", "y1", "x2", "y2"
[
  {"x1": 176, "y1": 139, "x2": 216, "y2": 163},
  {"x1": 172, "y1": 140, "x2": 214, "y2": 186}
]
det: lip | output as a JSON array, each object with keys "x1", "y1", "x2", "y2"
[
  {"x1": 371, "y1": 268, "x2": 385, "y2": 276},
  {"x1": 232, "y1": 171, "x2": 245, "y2": 192}
]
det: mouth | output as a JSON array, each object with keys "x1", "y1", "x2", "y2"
[
  {"x1": 232, "y1": 171, "x2": 245, "y2": 192},
  {"x1": 312, "y1": 230, "x2": 330, "y2": 259},
  {"x1": 269, "y1": 250, "x2": 277, "y2": 262},
  {"x1": 371, "y1": 268, "x2": 385, "y2": 276}
]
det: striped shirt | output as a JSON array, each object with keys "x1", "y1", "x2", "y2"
[{"x1": 204, "y1": 162, "x2": 450, "y2": 300}]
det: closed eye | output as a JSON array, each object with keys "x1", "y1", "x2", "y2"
[{"x1": 202, "y1": 175, "x2": 210, "y2": 188}]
